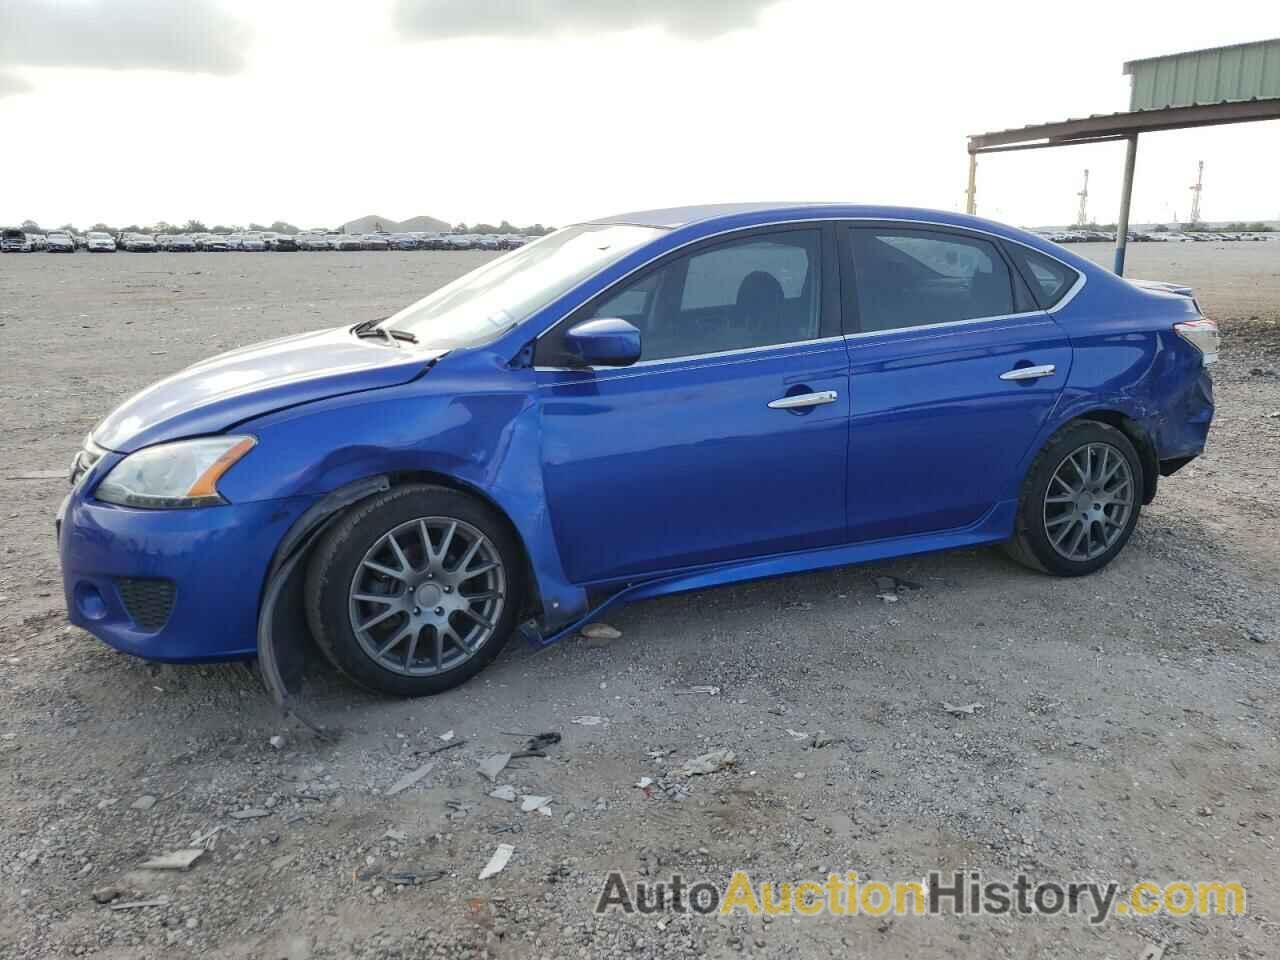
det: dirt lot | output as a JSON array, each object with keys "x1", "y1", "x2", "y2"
[{"x1": 0, "y1": 242, "x2": 1278, "y2": 960}]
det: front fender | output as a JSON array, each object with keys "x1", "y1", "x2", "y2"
[{"x1": 226, "y1": 351, "x2": 590, "y2": 637}]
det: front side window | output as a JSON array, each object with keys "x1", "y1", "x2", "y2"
[
  {"x1": 848, "y1": 227, "x2": 1015, "y2": 333},
  {"x1": 547, "y1": 229, "x2": 822, "y2": 364}
]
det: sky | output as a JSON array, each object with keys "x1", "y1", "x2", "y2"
[{"x1": 1, "y1": 0, "x2": 1277, "y2": 230}]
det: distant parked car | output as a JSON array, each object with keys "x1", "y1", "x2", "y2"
[
  {"x1": 28, "y1": 233, "x2": 48, "y2": 251},
  {"x1": 169, "y1": 235, "x2": 197, "y2": 252},
  {"x1": 1, "y1": 227, "x2": 32, "y2": 252},
  {"x1": 85, "y1": 231, "x2": 117, "y2": 252},
  {"x1": 265, "y1": 233, "x2": 299, "y2": 251},
  {"x1": 362, "y1": 234, "x2": 390, "y2": 251},
  {"x1": 295, "y1": 233, "x2": 331, "y2": 251},
  {"x1": 121, "y1": 233, "x2": 157, "y2": 252},
  {"x1": 388, "y1": 234, "x2": 419, "y2": 250},
  {"x1": 203, "y1": 236, "x2": 231, "y2": 252},
  {"x1": 46, "y1": 231, "x2": 76, "y2": 253},
  {"x1": 240, "y1": 233, "x2": 268, "y2": 252},
  {"x1": 335, "y1": 234, "x2": 365, "y2": 251}
]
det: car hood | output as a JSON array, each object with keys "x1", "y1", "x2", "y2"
[{"x1": 94, "y1": 327, "x2": 446, "y2": 453}]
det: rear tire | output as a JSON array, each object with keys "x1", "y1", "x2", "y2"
[
  {"x1": 304, "y1": 484, "x2": 523, "y2": 697},
  {"x1": 1004, "y1": 420, "x2": 1143, "y2": 576}
]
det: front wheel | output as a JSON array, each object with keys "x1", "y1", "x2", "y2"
[
  {"x1": 1005, "y1": 421, "x2": 1143, "y2": 576},
  {"x1": 304, "y1": 485, "x2": 523, "y2": 696}
]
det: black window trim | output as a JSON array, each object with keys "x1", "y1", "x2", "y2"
[
  {"x1": 1002, "y1": 241, "x2": 1078, "y2": 311},
  {"x1": 839, "y1": 221, "x2": 1043, "y2": 337},
  {"x1": 533, "y1": 222, "x2": 842, "y2": 370}
]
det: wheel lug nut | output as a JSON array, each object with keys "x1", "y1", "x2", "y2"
[
  {"x1": 435, "y1": 606, "x2": 445, "y2": 615},
  {"x1": 413, "y1": 607, "x2": 420, "y2": 615},
  {"x1": 443, "y1": 586, "x2": 452, "y2": 593}
]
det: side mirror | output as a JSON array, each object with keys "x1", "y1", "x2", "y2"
[{"x1": 563, "y1": 318, "x2": 642, "y2": 367}]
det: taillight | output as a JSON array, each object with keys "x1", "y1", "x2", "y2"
[{"x1": 1174, "y1": 318, "x2": 1218, "y2": 365}]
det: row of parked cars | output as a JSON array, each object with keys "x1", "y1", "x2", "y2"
[
  {"x1": 1041, "y1": 228, "x2": 1275, "y2": 243},
  {"x1": 1, "y1": 228, "x2": 531, "y2": 254}
]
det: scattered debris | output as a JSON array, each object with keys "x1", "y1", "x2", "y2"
[
  {"x1": 385, "y1": 761, "x2": 436, "y2": 797},
  {"x1": 140, "y1": 848, "x2": 206, "y2": 871},
  {"x1": 635, "y1": 777, "x2": 654, "y2": 789},
  {"x1": 268, "y1": 735, "x2": 286, "y2": 750},
  {"x1": 109, "y1": 897, "x2": 171, "y2": 912},
  {"x1": 476, "y1": 753, "x2": 511, "y2": 782},
  {"x1": 809, "y1": 733, "x2": 841, "y2": 749},
  {"x1": 876, "y1": 592, "x2": 900, "y2": 603},
  {"x1": 383, "y1": 829, "x2": 408, "y2": 843},
  {"x1": 375, "y1": 869, "x2": 447, "y2": 886},
  {"x1": 580, "y1": 622, "x2": 622, "y2": 641},
  {"x1": 130, "y1": 795, "x2": 158, "y2": 811},
  {"x1": 91, "y1": 885, "x2": 121, "y2": 905},
  {"x1": 229, "y1": 807, "x2": 272, "y2": 819},
  {"x1": 424, "y1": 738, "x2": 465, "y2": 756},
  {"x1": 520, "y1": 795, "x2": 552, "y2": 814},
  {"x1": 1138, "y1": 942, "x2": 1168, "y2": 960},
  {"x1": 478, "y1": 843, "x2": 514, "y2": 880},
  {"x1": 189, "y1": 826, "x2": 224, "y2": 849},
  {"x1": 674, "y1": 749, "x2": 736, "y2": 777},
  {"x1": 439, "y1": 729, "x2": 455, "y2": 742},
  {"x1": 688, "y1": 685, "x2": 721, "y2": 696},
  {"x1": 570, "y1": 716, "x2": 607, "y2": 726},
  {"x1": 941, "y1": 702, "x2": 984, "y2": 717},
  {"x1": 489, "y1": 784, "x2": 517, "y2": 802},
  {"x1": 522, "y1": 732, "x2": 561, "y2": 752},
  {"x1": 786, "y1": 729, "x2": 809, "y2": 740}
]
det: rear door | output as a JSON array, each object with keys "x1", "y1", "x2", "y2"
[
  {"x1": 534, "y1": 225, "x2": 850, "y2": 584},
  {"x1": 839, "y1": 224, "x2": 1075, "y2": 541}
]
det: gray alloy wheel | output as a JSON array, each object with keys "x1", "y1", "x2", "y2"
[
  {"x1": 1041, "y1": 441, "x2": 1135, "y2": 562},
  {"x1": 347, "y1": 516, "x2": 506, "y2": 677}
]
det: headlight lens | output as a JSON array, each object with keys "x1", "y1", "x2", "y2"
[{"x1": 95, "y1": 436, "x2": 256, "y2": 509}]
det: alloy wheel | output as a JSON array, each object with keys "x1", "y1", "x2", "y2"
[
  {"x1": 1042, "y1": 442, "x2": 1135, "y2": 562},
  {"x1": 348, "y1": 517, "x2": 506, "y2": 676}
]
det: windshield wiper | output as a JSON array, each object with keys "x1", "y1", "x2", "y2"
[{"x1": 352, "y1": 319, "x2": 418, "y2": 344}]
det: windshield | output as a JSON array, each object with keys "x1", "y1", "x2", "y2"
[{"x1": 381, "y1": 223, "x2": 663, "y2": 348}]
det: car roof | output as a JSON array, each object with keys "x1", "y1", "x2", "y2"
[{"x1": 586, "y1": 202, "x2": 1033, "y2": 238}]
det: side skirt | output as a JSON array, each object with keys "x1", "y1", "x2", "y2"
[{"x1": 527, "y1": 500, "x2": 1018, "y2": 647}]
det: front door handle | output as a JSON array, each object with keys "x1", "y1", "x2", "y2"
[
  {"x1": 768, "y1": 390, "x2": 838, "y2": 410},
  {"x1": 999, "y1": 363, "x2": 1056, "y2": 381}
]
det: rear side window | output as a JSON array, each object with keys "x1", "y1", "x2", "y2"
[
  {"x1": 1005, "y1": 245, "x2": 1077, "y2": 309},
  {"x1": 847, "y1": 228, "x2": 1015, "y2": 333}
]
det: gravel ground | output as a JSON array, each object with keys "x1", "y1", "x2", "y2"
[{"x1": 0, "y1": 242, "x2": 1277, "y2": 960}]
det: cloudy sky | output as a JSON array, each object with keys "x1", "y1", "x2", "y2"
[{"x1": 1, "y1": 0, "x2": 1277, "y2": 230}]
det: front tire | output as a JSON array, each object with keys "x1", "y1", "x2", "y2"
[
  {"x1": 1005, "y1": 420, "x2": 1143, "y2": 576},
  {"x1": 304, "y1": 484, "x2": 523, "y2": 696}
]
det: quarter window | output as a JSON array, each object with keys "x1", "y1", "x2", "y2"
[
  {"x1": 1006, "y1": 245, "x2": 1077, "y2": 309},
  {"x1": 848, "y1": 228, "x2": 1015, "y2": 332},
  {"x1": 559, "y1": 229, "x2": 823, "y2": 363}
]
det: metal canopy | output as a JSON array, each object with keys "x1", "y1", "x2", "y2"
[
  {"x1": 964, "y1": 39, "x2": 1280, "y2": 277},
  {"x1": 969, "y1": 97, "x2": 1280, "y2": 155}
]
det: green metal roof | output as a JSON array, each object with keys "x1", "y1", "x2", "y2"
[{"x1": 1124, "y1": 38, "x2": 1280, "y2": 110}]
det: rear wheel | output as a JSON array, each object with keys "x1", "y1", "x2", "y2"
[
  {"x1": 1005, "y1": 420, "x2": 1142, "y2": 576},
  {"x1": 304, "y1": 484, "x2": 523, "y2": 696}
]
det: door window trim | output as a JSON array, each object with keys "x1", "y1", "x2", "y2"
[{"x1": 531, "y1": 217, "x2": 1086, "y2": 368}]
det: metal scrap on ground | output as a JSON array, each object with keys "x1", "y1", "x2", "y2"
[
  {"x1": 476, "y1": 753, "x2": 511, "y2": 782},
  {"x1": 385, "y1": 761, "x2": 436, "y2": 796},
  {"x1": 140, "y1": 848, "x2": 206, "y2": 871},
  {"x1": 478, "y1": 843, "x2": 514, "y2": 880},
  {"x1": 674, "y1": 749, "x2": 736, "y2": 776}
]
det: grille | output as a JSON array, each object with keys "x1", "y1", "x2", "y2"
[{"x1": 115, "y1": 578, "x2": 176, "y2": 632}]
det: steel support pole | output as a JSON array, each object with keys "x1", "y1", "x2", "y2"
[
  {"x1": 1113, "y1": 134, "x2": 1138, "y2": 275},
  {"x1": 965, "y1": 153, "x2": 977, "y2": 215}
]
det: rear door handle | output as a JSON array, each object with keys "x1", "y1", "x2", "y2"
[
  {"x1": 999, "y1": 364, "x2": 1056, "y2": 381},
  {"x1": 768, "y1": 390, "x2": 838, "y2": 410}
]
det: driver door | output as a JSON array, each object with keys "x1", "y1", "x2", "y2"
[{"x1": 534, "y1": 225, "x2": 850, "y2": 585}]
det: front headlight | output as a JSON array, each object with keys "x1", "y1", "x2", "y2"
[{"x1": 95, "y1": 436, "x2": 256, "y2": 509}]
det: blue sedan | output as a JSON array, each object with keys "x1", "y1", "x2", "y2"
[{"x1": 58, "y1": 203, "x2": 1217, "y2": 697}]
